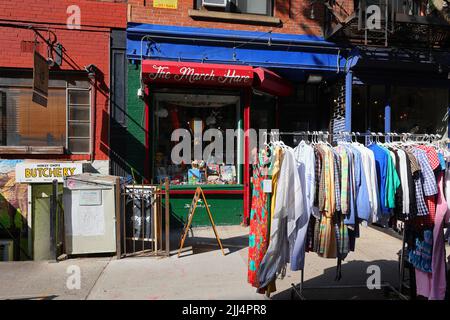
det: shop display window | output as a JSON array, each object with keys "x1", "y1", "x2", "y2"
[
  {"x1": 352, "y1": 84, "x2": 449, "y2": 136},
  {"x1": 153, "y1": 92, "x2": 240, "y2": 186},
  {"x1": 391, "y1": 86, "x2": 448, "y2": 135}
]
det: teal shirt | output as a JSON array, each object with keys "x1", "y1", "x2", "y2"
[{"x1": 380, "y1": 146, "x2": 401, "y2": 209}]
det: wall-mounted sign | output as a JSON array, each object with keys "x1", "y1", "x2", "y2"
[
  {"x1": 153, "y1": 0, "x2": 178, "y2": 9},
  {"x1": 15, "y1": 162, "x2": 83, "y2": 183},
  {"x1": 142, "y1": 60, "x2": 254, "y2": 87},
  {"x1": 79, "y1": 190, "x2": 102, "y2": 206},
  {"x1": 32, "y1": 51, "x2": 49, "y2": 107}
]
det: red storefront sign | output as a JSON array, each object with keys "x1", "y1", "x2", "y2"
[{"x1": 142, "y1": 60, "x2": 254, "y2": 87}]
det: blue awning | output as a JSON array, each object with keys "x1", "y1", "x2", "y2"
[{"x1": 127, "y1": 23, "x2": 349, "y2": 82}]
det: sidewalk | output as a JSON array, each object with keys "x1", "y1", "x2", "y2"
[{"x1": 0, "y1": 225, "x2": 433, "y2": 300}]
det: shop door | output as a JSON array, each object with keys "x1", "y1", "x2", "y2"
[
  {"x1": 33, "y1": 196, "x2": 51, "y2": 260},
  {"x1": 32, "y1": 184, "x2": 64, "y2": 261}
]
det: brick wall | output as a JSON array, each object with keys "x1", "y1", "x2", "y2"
[
  {"x1": 0, "y1": 0, "x2": 127, "y2": 161},
  {"x1": 128, "y1": 0, "x2": 354, "y2": 36}
]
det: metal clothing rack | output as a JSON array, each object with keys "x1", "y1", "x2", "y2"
[
  {"x1": 265, "y1": 130, "x2": 446, "y2": 300},
  {"x1": 265, "y1": 130, "x2": 444, "y2": 143}
]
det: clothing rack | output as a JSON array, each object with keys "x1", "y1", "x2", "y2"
[
  {"x1": 263, "y1": 130, "x2": 446, "y2": 300},
  {"x1": 265, "y1": 130, "x2": 444, "y2": 142}
]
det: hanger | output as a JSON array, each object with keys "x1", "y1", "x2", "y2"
[{"x1": 305, "y1": 131, "x2": 312, "y2": 145}]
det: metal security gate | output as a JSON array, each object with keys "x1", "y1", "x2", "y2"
[{"x1": 119, "y1": 180, "x2": 170, "y2": 258}]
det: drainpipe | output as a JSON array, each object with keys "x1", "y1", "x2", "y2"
[
  {"x1": 90, "y1": 78, "x2": 97, "y2": 162},
  {"x1": 385, "y1": 85, "x2": 391, "y2": 141},
  {"x1": 345, "y1": 71, "x2": 353, "y2": 132}
]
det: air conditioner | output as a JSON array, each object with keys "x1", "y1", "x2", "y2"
[
  {"x1": 0, "y1": 239, "x2": 14, "y2": 261},
  {"x1": 202, "y1": 0, "x2": 227, "y2": 8}
]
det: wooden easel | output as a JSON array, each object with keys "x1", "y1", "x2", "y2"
[{"x1": 177, "y1": 187, "x2": 225, "y2": 257}]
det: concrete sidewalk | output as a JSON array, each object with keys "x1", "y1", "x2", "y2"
[{"x1": 0, "y1": 225, "x2": 437, "y2": 300}]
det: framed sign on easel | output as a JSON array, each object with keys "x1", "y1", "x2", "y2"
[{"x1": 177, "y1": 187, "x2": 225, "y2": 257}]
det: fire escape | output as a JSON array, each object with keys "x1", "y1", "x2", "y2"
[{"x1": 321, "y1": 0, "x2": 450, "y2": 49}]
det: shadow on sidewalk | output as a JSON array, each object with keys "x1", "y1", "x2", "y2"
[
  {"x1": 172, "y1": 228, "x2": 248, "y2": 257},
  {"x1": 271, "y1": 259, "x2": 404, "y2": 300}
]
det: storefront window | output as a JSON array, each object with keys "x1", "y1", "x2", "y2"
[
  {"x1": 153, "y1": 93, "x2": 240, "y2": 185},
  {"x1": 352, "y1": 85, "x2": 368, "y2": 133},
  {"x1": 367, "y1": 85, "x2": 386, "y2": 133},
  {"x1": 391, "y1": 86, "x2": 448, "y2": 135},
  {"x1": 351, "y1": 83, "x2": 448, "y2": 136}
]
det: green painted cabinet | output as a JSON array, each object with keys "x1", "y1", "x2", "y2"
[{"x1": 163, "y1": 185, "x2": 243, "y2": 227}]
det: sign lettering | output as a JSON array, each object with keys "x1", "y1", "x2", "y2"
[
  {"x1": 153, "y1": 0, "x2": 178, "y2": 9},
  {"x1": 16, "y1": 162, "x2": 83, "y2": 183},
  {"x1": 143, "y1": 62, "x2": 254, "y2": 87}
]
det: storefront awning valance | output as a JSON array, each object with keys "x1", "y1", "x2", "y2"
[
  {"x1": 253, "y1": 67, "x2": 294, "y2": 97},
  {"x1": 142, "y1": 60, "x2": 254, "y2": 87}
]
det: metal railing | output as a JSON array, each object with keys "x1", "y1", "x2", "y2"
[{"x1": 119, "y1": 179, "x2": 170, "y2": 258}]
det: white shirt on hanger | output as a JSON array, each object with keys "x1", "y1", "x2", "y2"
[
  {"x1": 293, "y1": 140, "x2": 315, "y2": 218},
  {"x1": 352, "y1": 144, "x2": 379, "y2": 221},
  {"x1": 396, "y1": 149, "x2": 410, "y2": 216}
]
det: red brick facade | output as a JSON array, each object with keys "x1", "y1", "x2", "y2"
[
  {"x1": 128, "y1": 0, "x2": 354, "y2": 36},
  {"x1": 0, "y1": 0, "x2": 127, "y2": 161}
]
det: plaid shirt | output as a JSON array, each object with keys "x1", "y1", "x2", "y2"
[
  {"x1": 405, "y1": 150, "x2": 421, "y2": 175},
  {"x1": 317, "y1": 146, "x2": 327, "y2": 212},
  {"x1": 332, "y1": 150, "x2": 341, "y2": 212},
  {"x1": 313, "y1": 147, "x2": 322, "y2": 208},
  {"x1": 335, "y1": 217, "x2": 349, "y2": 257},
  {"x1": 415, "y1": 145, "x2": 440, "y2": 171},
  {"x1": 412, "y1": 148, "x2": 438, "y2": 196},
  {"x1": 414, "y1": 177, "x2": 429, "y2": 216}
]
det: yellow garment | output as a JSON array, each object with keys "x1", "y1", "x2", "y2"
[
  {"x1": 318, "y1": 217, "x2": 337, "y2": 258},
  {"x1": 318, "y1": 145, "x2": 337, "y2": 258},
  {"x1": 270, "y1": 147, "x2": 284, "y2": 224},
  {"x1": 324, "y1": 145, "x2": 336, "y2": 218}
]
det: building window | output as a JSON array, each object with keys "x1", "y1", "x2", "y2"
[
  {"x1": 195, "y1": 0, "x2": 273, "y2": 16},
  {"x1": 0, "y1": 87, "x2": 66, "y2": 147},
  {"x1": 0, "y1": 75, "x2": 91, "y2": 154},
  {"x1": 67, "y1": 88, "x2": 91, "y2": 154}
]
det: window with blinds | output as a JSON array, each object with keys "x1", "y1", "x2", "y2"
[
  {"x1": 0, "y1": 77, "x2": 91, "y2": 154},
  {"x1": 0, "y1": 87, "x2": 66, "y2": 147}
]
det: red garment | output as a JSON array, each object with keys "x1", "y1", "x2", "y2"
[
  {"x1": 416, "y1": 145, "x2": 440, "y2": 171},
  {"x1": 430, "y1": 172, "x2": 448, "y2": 299},
  {"x1": 425, "y1": 195, "x2": 436, "y2": 224},
  {"x1": 414, "y1": 145, "x2": 439, "y2": 227},
  {"x1": 415, "y1": 172, "x2": 448, "y2": 300},
  {"x1": 248, "y1": 165, "x2": 269, "y2": 288}
]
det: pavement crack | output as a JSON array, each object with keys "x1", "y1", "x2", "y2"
[{"x1": 84, "y1": 257, "x2": 112, "y2": 300}]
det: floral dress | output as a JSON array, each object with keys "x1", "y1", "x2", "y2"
[{"x1": 248, "y1": 164, "x2": 269, "y2": 287}]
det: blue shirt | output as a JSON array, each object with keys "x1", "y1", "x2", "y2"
[
  {"x1": 347, "y1": 145, "x2": 371, "y2": 222},
  {"x1": 438, "y1": 152, "x2": 446, "y2": 171},
  {"x1": 368, "y1": 144, "x2": 390, "y2": 215}
]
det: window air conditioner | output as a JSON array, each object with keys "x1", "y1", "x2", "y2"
[{"x1": 202, "y1": 0, "x2": 227, "y2": 8}]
